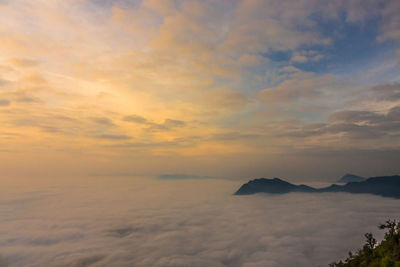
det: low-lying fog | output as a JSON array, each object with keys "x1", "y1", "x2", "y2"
[{"x1": 0, "y1": 176, "x2": 398, "y2": 267}]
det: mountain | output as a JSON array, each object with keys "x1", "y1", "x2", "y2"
[
  {"x1": 234, "y1": 178, "x2": 316, "y2": 195},
  {"x1": 234, "y1": 175, "x2": 400, "y2": 199},
  {"x1": 337, "y1": 173, "x2": 365, "y2": 183}
]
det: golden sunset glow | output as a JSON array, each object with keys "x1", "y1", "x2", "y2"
[
  {"x1": 1, "y1": 0, "x2": 399, "y2": 179},
  {"x1": 1, "y1": 1, "x2": 400, "y2": 266}
]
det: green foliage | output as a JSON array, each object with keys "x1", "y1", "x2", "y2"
[{"x1": 330, "y1": 220, "x2": 400, "y2": 267}]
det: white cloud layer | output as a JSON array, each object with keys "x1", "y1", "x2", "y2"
[{"x1": 0, "y1": 176, "x2": 399, "y2": 267}]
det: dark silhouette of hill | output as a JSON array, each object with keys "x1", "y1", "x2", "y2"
[
  {"x1": 234, "y1": 175, "x2": 400, "y2": 199},
  {"x1": 337, "y1": 173, "x2": 365, "y2": 183},
  {"x1": 234, "y1": 178, "x2": 316, "y2": 195}
]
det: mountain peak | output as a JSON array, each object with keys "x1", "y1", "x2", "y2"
[
  {"x1": 337, "y1": 174, "x2": 365, "y2": 183},
  {"x1": 235, "y1": 177, "x2": 316, "y2": 195}
]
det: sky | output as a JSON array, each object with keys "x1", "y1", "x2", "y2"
[{"x1": 1, "y1": 0, "x2": 400, "y2": 181}]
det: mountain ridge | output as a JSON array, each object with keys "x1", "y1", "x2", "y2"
[{"x1": 234, "y1": 175, "x2": 400, "y2": 199}]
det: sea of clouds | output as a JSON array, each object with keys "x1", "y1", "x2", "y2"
[{"x1": 0, "y1": 176, "x2": 399, "y2": 267}]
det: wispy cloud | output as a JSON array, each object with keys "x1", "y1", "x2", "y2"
[{"x1": 0, "y1": 0, "x2": 399, "y2": 178}]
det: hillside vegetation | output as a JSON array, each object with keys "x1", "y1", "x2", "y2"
[{"x1": 330, "y1": 220, "x2": 400, "y2": 267}]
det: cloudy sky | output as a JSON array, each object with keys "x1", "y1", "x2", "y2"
[{"x1": 1, "y1": 0, "x2": 400, "y2": 180}]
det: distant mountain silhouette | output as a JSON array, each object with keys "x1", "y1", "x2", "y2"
[
  {"x1": 234, "y1": 175, "x2": 400, "y2": 199},
  {"x1": 337, "y1": 173, "x2": 365, "y2": 183},
  {"x1": 234, "y1": 178, "x2": 317, "y2": 195}
]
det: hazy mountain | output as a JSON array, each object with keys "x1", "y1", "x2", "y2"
[
  {"x1": 234, "y1": 178, "x2": 316, "y2": 195},
  {"x1": 235, "y1": 176, "x2": 400, "y2": 199},
  {"x1": 337, "y1": 173, "x2": 365, "y2": 183}
]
